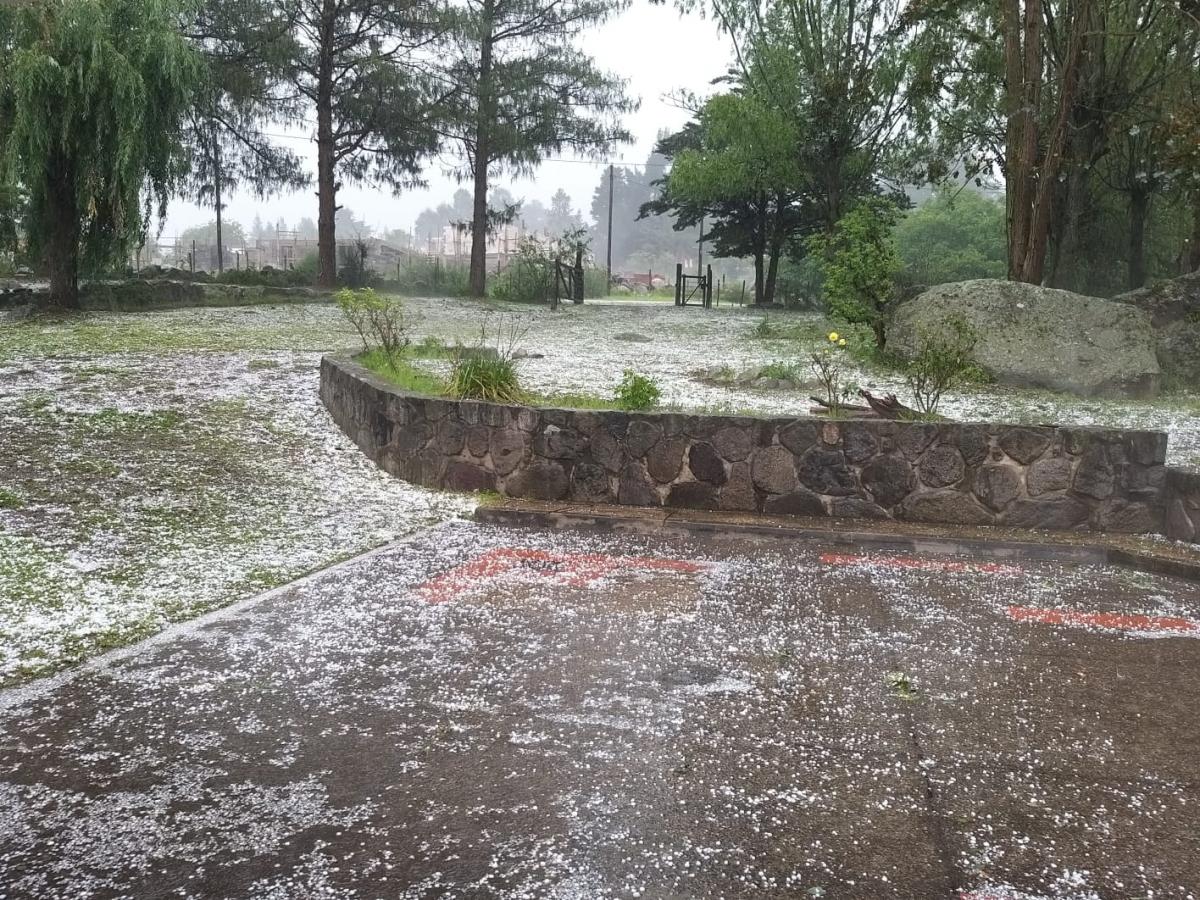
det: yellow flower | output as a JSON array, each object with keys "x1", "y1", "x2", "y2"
[
  {"x1": 838, "y1": 338, "x2": 847, "y2": 347},
  {"x1": 828, "y1": 331, "x2": 839, "y2": 343}
]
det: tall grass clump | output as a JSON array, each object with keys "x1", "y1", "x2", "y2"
[{"x1": 446, "y1": 316, "x2": 529, "y2": 403}]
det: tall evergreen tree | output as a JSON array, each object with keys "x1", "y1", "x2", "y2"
[
  {"x1": 0, "y1": 0, "x2": 199, "y2": 307},
  {"x1": 285, "y1": 0, "x2": 447, "y2": 287},
  {"x1": 440, "y1": 0, "x2": 635, "y2": 296}
]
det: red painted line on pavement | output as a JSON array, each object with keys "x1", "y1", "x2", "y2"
[
  {"x1": 1006, "y1": 605, "x2": 1200, "y2": 636},
  {"x1": 820, "y1": 552, "x2": 1021, "y2": 575},
  {"x1": 416, "y1": 547, "x2": 711, "y2": 604}
]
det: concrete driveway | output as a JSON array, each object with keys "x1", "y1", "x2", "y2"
[{"x1": 1, "y1": 523, "x2": 1198, "y2": 899}]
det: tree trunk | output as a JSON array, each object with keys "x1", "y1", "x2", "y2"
[
  {"x1": 1002, "y1": 0, "x2": 1040, "y2": 281},
  {"x1": 762, "y1": 204, "x2": 786, "y2": 305},
  {"x1": 214, "y1": 125, "x2": 224, "y2": 275},
  {"x1": 45, "y1": 155, "x2": 80, "y2": 309},
  {"x1": 572, "y1": 246, "x2": 584, "y2": 303},
  {"x1": 1128, "y1": 187, "x2": 1150, "y2": 290},
  {"x1": 316, "y1": 0, "x2": 337, "y2": 289},
  {"x1": 468, "y1": 4, "x2": 494, "y2": 298}
]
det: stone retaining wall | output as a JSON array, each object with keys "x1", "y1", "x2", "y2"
[
  {"x1": 1165, "y1": 468, "x2": 1200, "y2": 542},
  {"x1": 321, "y1": 355, "x2": 1171, "y2": 535}
]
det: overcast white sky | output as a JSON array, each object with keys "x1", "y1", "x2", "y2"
[{"x1": 163, "y1": 6, "x2": 732, "y2": 240}]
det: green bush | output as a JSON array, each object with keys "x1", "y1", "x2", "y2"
[
  {"x1": 216, "y1": 262, "x2": 313, "y2": 288},
  {"x1": 807, "y1": 198, "x2": 902, "y2": 349},
  {"x1": 336, "y1": 287, "x2": 411, "y2": 361},
  {"x1": 491, "y1": 230, "x2": 603, "y2": 303},
  {"x1": 382, "y1": 257, "x2": 471, "y2": 297},
  {"x1": 904, "y1": 316, "x2": 980, "y2": 418},
  {"x1": 613, "y1": 370, "x2": 661, "y2": 411},
  {"x1": 491, "y1": 250, "x2": 554, "y2": 304},
  {"x1": 758, "y1": 361, "x2": 803, "y2": 381},
  {"x1": 293, "y1": 252, "x2": 320, "y2": 282}
]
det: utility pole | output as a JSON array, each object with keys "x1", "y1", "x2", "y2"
[
  {"x1": 606, "y1": 163, "x2": 614, "y2": 289},
  {"x1": 698, "y1": 215, "x2": 704, "y2": 274}
]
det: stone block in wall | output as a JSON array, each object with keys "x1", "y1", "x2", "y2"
[
  {"x1": 897, "y1": 423, "x2": 939, "y2": 460},
  {"x1": 668, "y1": 481, "x2": 719, "y2": 510},
  {"x1": 1091, "y1": 500, "x2": 1160, "y2": 534},
  {"x1": 797, "y1": 448, "x2": 856, "y2": 496},
  {"x1": 646, "y1": 437, "x2": 687, "y2": 483},
  {"x1": 901, "y1": 490, "x2": 995, "y2": 526},
  {"x1": 919, "y1": 446, "x2": 966, "y2": 489},
  {"x1": 1073, "y1": 446, "x2": 1115, "y2": 500},
  {"x1": 830, "y1": 497, "x2": 891, "y2": 520},
  {"x1": 688, "y1": 442, "x2": 728, "y2": 485},
  {"x1": 489, "y1": 427, "x2": 526, "y2": 476},
  {"x1": 435, "y1": 418, "x2": 467, "y2": 455},
  {"x1": 570, "y1": 462, "x2": 613, "y2": 503},
  {"x1": 998, "y1": 427, "x2": 1052, "y2": 465},
  {"x1": 443, "y1": 460, "x2": 496, "y2": 494},
  {"x1": 1001, "y1": 496, "x2": 1091, "y2": 530},
  {"x1": 719, "y1": 462, "x2": 757, "y2": 511},
  {"x1": 589, "y1": 426, "x2": 624, "y2": 474},
  {"x1": 752, "y1": 446, "x2": 798, "y2": 495},
  {"x1": 712, "y1": 425, "x2": 753, "y2": 462},
  {"x1": 779, "y1": 420, "x2": 818, "y2": 456},
  {"x1": 618, "y1": 462, "x2": 660, "y2": 507},
  {"x1": 764, "y1": 488, "x2": 826, "y2": 517},
  {"x1": 1126, "y1": 431, "x2": 1168, "y2": 466},
  {"x1": 466, "y1": 425, "x2": 490, "y2": 458},
  {"x1": 1026, "y1": 457, "x2": 1073, "y2": 496},
  {"x1": 841, "y1": 423, "x2": 879, "y2": 465},
  {"x1": 1166, "y1": 497, "x2": 1197, "y2": 542},
  {"x1": 392, "y1": 421, "x2": 429, "y2": 456},
  {"x1": 505, "y1": 460, "x2": 570, "y2": 501},
  {"x1": 974, "y1": 463, "x2": 1023, "y2": 511},
  {"x1": 626, "y1": 420, "x2": 662, "y2": 458},
  {"x1": 860, "y1": 455, "x2": 915, "y2": 509},
  {"x1": 940, "y1": 424, "x2": 990, "y2": 467},
  {"x1": 534, "y1": 423, "x2": 585, "y2": 459}
]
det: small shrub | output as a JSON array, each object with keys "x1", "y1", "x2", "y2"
[
  {"x1": 293, "y1": 252, "x2": 320, "y2": 282},
  {"x1": 446, "y1": 316, "x2": 528, "y2": 403},
  {"x1": 758, "y1": 361, "x2": 802, "y2": 381},
  {"x1": 383, "y1": 258, "x2": 470, "y2": 297},
  {"x1": 810, "y1": 331, "x2": 852, "y2": 416},
  {"x1": 905, "y1": 316, "x2": 979, "y2": 417},
  {"x1": 338, "y1": 239, "x2": 375, "y2": 288},
  {"x1": 410, "y1": 335, "x2": 450, "y2": 358},
  {"x1": 337, "y1": 287, "x2": 411, "y2": 361},
  {"x1": 613, "y1": 370, "x2": 662, "y2": 411},
  {"x1": 752, "y1": 317, "x2": 776, "y2": 339},
  {"x1": 447, "y1": 356, "x2": 522, "y2": 403}
]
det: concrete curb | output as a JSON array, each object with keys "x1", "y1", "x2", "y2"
[{"x1": 475, "y1": 501, "x2": 1200, "y2": 583}]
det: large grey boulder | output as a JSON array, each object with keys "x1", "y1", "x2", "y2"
[
  {"x1": 1115, "y1": 271, "x2": 1200, "y2": 388},
  {"x1": 888, "y1": 279, "x2": 1160, "y2": 398}
]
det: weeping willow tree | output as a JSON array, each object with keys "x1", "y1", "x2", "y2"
[{"x1": 0, "y1": 0, "x2": 199, "y2": 307}]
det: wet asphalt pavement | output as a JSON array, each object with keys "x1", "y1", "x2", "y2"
[{"x1": 1, "y1": 522, "x2": 1198, "y2": 899}]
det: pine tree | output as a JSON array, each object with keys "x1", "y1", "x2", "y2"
[{"x1": 441, "y1": 0, "x2": 635, "y2": 296}]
